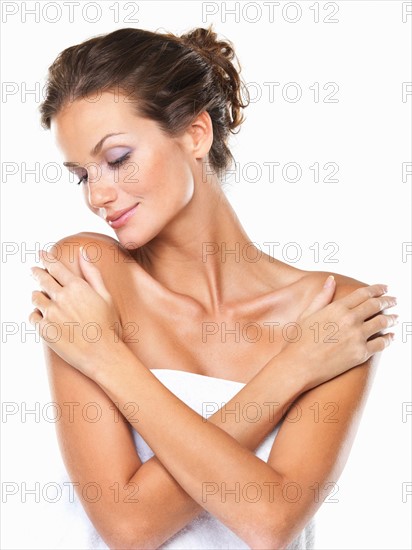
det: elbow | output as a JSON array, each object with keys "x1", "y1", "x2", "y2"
[
  {"x1": 105, "y1": 520, "x2": 154, "y2": 550},
  {"x1": 244, "y1": 507, "x2": 290, "y2": 550},
  {"x1": 107, "y1": 533, "x2": 151, "y2": 550},
  {"x1": 247, "y1": 532, "x2": 287, "y2": 550}
]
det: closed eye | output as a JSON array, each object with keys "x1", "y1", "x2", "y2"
[
  {"x1": 107, "y1": 152, "x2": 131, "y2": 169},
  {"x1": 76, "y1": 153, "x2": 131, "y2": 185}
]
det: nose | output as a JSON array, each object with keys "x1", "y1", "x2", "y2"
[{"x1": 87, "y1": 175, "x2": 118, "y2": 210}]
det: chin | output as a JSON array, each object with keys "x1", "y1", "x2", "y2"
[
  {"x1": 116, "y1": 233, "x2": 142, "y2": 250},
  {"x1": 113, "y1": 223, "x2": 150, "y2": 251}
]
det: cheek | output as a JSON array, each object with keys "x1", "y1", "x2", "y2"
[
  {"x1": 138, "y1": 148, "x2": 192, "y2": 192},
  {"x1": 122, "y1": 141, "x2": 195, "y2": 205},
  {"x1": 120, "y1": 162, "x2": 141, "y2": 191},
  {"x1": 153, "y1": 161, "x2": 194, "y2": 207}
]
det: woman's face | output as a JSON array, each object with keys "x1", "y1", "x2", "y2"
[{"x1": 51, "y1": 91, "x2": 200, "y2": 249}]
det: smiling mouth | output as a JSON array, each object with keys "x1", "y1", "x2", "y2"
[{"x1": 108, "y1": 204, "x2": 140, "y2": 228}]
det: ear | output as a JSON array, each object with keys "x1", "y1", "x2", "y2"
[{"x1": 185, "y1": 110, "x2": 214, "y2": 161}]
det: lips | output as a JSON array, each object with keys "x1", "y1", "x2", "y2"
[{"x1": 106, "y1": 203, "x2": 139, "y2": 228}]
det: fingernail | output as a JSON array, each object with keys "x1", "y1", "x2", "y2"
[{"x1": 324, "y1": 275, "x2": 335, "y2": 289}]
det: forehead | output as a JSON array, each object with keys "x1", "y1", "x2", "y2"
[{"x1": 50, "y1": 92, "x2": 153, "y2": 158}]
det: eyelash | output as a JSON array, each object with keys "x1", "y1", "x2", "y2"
[{"x1": 76, "y1": 153, "x2": 131, "y2": 185}]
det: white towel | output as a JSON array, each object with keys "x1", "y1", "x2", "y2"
[{"x1": 56, "y1": 368, "x2": 316, "y2": 549}]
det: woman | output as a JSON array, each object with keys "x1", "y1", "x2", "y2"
[{"x1": 29, "y1": 26, "x2": 397, "y2": 549}]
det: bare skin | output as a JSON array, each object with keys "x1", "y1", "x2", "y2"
[{"x1": 30, "y1": 91, "x2": 397, "y2": 549}]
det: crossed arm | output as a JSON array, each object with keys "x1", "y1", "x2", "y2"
[
  {"x1": 45, "y1": 340, "x2": 307, "y2": 549},
  {"x1": 44, "y1": 305, "x2": 378, "y2": 550},
  {"x1": 40, "y1": 236, "x2": 381, "y2": 549}
]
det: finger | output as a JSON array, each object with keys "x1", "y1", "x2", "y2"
[
  {"x1": 362, "y1": 313, "x2": 399, "y2": 339},
  {"x1": 340, "y1": 284, "x2": 388, "y2": 309},
  {"x1": 301, "y1": 275, "x2": 336, "y2": 318},
  {"x1": 79, "y1": 247, "x2": 111, "y2": 300},
  {"x1": 31, "y1": 290, "x2": 50, "y2": 316},
  {"x1": 354, "y1": 295, "x2": 397, "y2": 321},
  {"x1": 365, "y1": 332, "x2": 394, "y2": 355},
  {"x1": 28, "y1": 308, "x2": 43, "y2": 325},
  {"x1": 40, "y1": 249, "x2": 76, "y2": 287},
  {"x1": 31, "y1": 266, "x2": 62, "y2": 301}
]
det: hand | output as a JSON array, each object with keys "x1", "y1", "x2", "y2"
[
  {"x1": 29, "y1": 247, "x2": 124, "y2": 379},
  {"x1": 281, "y1": 276, "x2": 398, "y2": 391}
]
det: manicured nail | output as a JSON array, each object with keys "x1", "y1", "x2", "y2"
[{"x1": 324, "y1": 275, "x2": 335, "y2": 289}]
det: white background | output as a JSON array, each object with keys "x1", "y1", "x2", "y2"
[{"x1": 1, "y1": 1, "x2": 411, "y2": 549}]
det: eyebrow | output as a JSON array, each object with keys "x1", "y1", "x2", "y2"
[{"x1": 63, "y1": 132, "x2": 126, "y2": 167}]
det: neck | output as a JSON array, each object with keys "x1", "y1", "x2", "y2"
[{"x1": 135, "y1": 174, "x2": 278, "y2": 316}]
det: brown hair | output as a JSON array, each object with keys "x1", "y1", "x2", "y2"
[{"x1": 39, "y1": 25, "x2": 250, "y2": 179}]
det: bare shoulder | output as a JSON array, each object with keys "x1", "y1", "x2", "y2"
[
  {"x1": 49, "y1": 232, "x2": 146, "y2": 322},
  {"x1": 265, "y1": 256, "x2": 373, "y2": 303},
  {"x1": 50, "y1": 231, "x2": 136, "y2": 277},
  {"x1": 298, "y1": 268, "x2": 371, "y2": 302},
  {"x1": 54, "y1": 231, "x2": 121, "y2": 249}
]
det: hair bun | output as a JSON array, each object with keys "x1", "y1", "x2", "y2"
[
  {"x1": 181, "y1": 26, "x2": 231, "y2": 62},
  {"x1": 180, "y1": 25, "x2": 249, "y2": 133}
]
